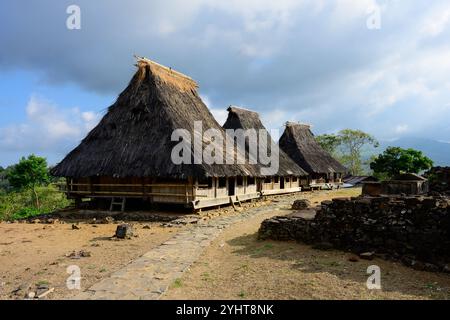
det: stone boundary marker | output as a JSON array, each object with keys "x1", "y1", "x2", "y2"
[{"x1": 74, "y1": 198, "x2": 292, "y2": 300}]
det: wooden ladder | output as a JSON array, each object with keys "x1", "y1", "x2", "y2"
[
  {"x1": 229, "y1": 196, "x2": 242, "y2": 211},
  {"x1": 109, "y1": 197, "x2": 126, "y2": 212}
]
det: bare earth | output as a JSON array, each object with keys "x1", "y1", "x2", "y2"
[
  {"x1": 2, "y1": 189, "x2": 450, "y2": 300},
  {"x1": 0, "y1": 221, "x2": 181, "y2": 299},
  {"x1": 163, "y1": 189, "x2": 450, "y2": 300}
]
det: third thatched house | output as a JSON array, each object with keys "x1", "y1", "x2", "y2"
[{"x1": 279, "y1": 122, "x2": 346, "y2": 189}]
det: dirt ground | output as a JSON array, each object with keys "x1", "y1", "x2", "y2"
[
  {"x1": 0, "y1": 220, "x2": 182, "y2": 300},
  {"x1": 163, "y1": 189, "x2": 450, "y2": 300},
  {"x1": 3, "y1": 188, "x2": 450, "y2": 300}
]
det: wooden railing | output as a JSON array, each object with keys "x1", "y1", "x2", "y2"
[{"x1": 56, "y1": 183, "x2": 209, "y2": 199}]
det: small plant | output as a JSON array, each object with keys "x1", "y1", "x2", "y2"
[
  {"x1": 238, "y1": 291, "x2": 246, "y2": 298},
  {"x1": 201, "y1": 272, "x2": 211, "y2": 281},
  {"x1": 36, "y1": 280, "x2": 49, "y2": 286},
  {"x1": 173, "y1": 278, "x2": 183, "y2": 288}
]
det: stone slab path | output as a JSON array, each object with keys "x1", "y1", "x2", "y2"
[{"x1": 75, "y1": 198, "x2": 292, "y2": 300}]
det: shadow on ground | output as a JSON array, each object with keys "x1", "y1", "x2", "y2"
[{"x1": 227, "y1": 232, "x2": 450, "y2": 299}]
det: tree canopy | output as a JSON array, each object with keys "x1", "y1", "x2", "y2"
[
  {"x1": 316, "y1": 129, "x2": 378, "y2": 175},
  {"x1": 7, "y1": 155, "x2": 50, "y2": 208},
  {"x1": 370, "y1": 147, "x2": 433, "y2": 178}
]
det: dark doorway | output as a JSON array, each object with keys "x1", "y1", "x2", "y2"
[
  {"x1": 228, "y1": 177, "x2": 236, "y2": 196},
  {"x1": 280, "y1": 177, "x2": 285, "y2": 189}
]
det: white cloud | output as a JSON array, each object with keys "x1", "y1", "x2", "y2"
[
  {"x1": 0, "y1": 95, "x2": 100, "y2": 154},
  {"x1": 420, "y1": 5, "x2": 450, "y2": 37},
  {"x1": 395, "y1": 124, "x2": 409, "y2": 134}
]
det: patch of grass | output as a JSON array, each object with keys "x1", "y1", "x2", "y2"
[
  {"x1": 99, "y1": 268, "x2": 107, "y2": 273},
  {"x1": 0, "y1": 185, "x2": 72, "y2": 221},
  {"x1": 36, "y1": 280, "x2": 49, "y2": 286},
  {"x1": 326, "y1": 261, "x2": 341, "y2": 267},
  {"x1": 172, "y1": 278, "x2": 183, "y2": 288},
  {"x1": 425, "y1": 282, "x2": 438, "y2": 290},
  {"x1": 237, "y1": 291, "x2": 246, "y2": 298},
  {"x1": 87, "y1": 265, "x2": 96, "y2": 270},
  {"x1": 201, "y1": 272, "x2": 211, "y2": 281},
  {"x1": 236, "y1": 264, "x2": 250, "y2": 272}
]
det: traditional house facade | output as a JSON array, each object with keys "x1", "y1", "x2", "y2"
[
  {"x1": 279, "y1": 122, "x2": 346, "y2": 189},
  {"x1": 223, "y1": 106, "x2": 309, "y2": 195},
  {"x1": 51, "y1": 57, "x2": 262, "y2": 210}
]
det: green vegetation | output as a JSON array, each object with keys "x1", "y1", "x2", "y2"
[
  {"x1": 370, "y1": 147, "x2": 433, "y2": 179},
  {"x1": 316, "y1": 129, "x2": 379, "y2": 175},
  {"x1": 7, "y1": 155, "x2": 50, "y2": 208},
  {"x1": 0, "y1": 154, "x2": 71, "y2": 221},
  {"x1": 173, "y1": 278, "x2": 183, "y2": 288}
]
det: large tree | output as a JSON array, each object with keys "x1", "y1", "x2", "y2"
[
  {"x1": 7, "y1": 155, "x2": 50, "y2": 208},
  {"x1": 315, "y1": 134, "x2": 341, "y2": 156},
  {"x1": 370, "y1": 147, "x2": 433, "y2": 178},
  {"x1": 316, "y1": 129, "x2": 378, "y2": 175}
]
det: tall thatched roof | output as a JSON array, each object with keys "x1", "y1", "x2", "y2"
[
  {"x1": 279, "y1": 122, "x2": 346, "y2": 174},
  {"x1": 51, "y1": 57, "x2": 258, "y2": 179},
  {"x1": 223, "y1": 106, "x2": 308, "y2": 176}
]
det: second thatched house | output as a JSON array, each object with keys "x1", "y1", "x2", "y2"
[
  {"x1": 279, "y1": 122, "x2": 346, "y2": 189},
  {"x1": 51, "y1": 57, "x2": 262, "y2": 210},
  {"x1": 223, "y1": 106, "x2": 309, "y2": 195}
]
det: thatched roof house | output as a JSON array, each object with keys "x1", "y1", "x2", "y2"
[
  {"x1": 52, "y1": 58, "x2": 256, "y2": 179},
  {"x1": 223, "y1": 106, "x2": 308, "y2": 194},
  {"x1": 223, "y1": 106, "x2": 307, "y2": 177},
  {"x1": 51, "y1": 57, "x2": 261, "y2": 210},
  {"x1": 279, "y1": 122, "x2": 346, "y2": 186}
]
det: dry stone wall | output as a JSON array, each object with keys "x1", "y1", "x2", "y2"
[{"x1": 259, "y1": 195, "x2": 450, "y2": 272}]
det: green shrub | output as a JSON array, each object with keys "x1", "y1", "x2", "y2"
[{"x1": 0, "y1": 185, "x2": 72, "y2": 221}]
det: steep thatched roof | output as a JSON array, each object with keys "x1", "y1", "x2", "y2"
[
  {"x1": 279, "y1": 122, "x2": 346, "y2": 174},
  {"x1": 223, "y1": 106, "x2": 308, "y2": 176},
  {"x1": 51, "y1": 57, "x2": 259, "y2": 179}
]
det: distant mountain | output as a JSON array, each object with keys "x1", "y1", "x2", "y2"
[{"x1": 372, "y1": 137, "x2": 450, "y2": 166}]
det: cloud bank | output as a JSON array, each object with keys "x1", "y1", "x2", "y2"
[{"x1": 1, "y1": 0, "x2": 450, "y2": 164}]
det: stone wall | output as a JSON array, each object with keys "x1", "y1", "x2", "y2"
[
  {"x1": 259, "y1": 196, "x2": 450, "y2": 272},
  {"x1": 425, "y1": 167, "x2": 450, "y2": 195}
]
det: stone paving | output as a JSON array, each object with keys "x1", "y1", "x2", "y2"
[{"x1": 74, "y1": 198, "x2": 292, "y2": 300}]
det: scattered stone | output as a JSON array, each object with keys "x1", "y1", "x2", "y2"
[
  {"x1": 11, "y1": 282, "x2": 32, "y2": 296},
  {"x1": 115, "y1": 224, "x2": 133, "y2": 239},
  {"x1": 27, "y1": 292, "x2": 36, "y2": 299},
  {"x1": 142, "y1": 225, "x2": 151, "y2": 229},
  {"x1": 292, "y1": 199, "x2": 311, "y2": 210},
  {"x1": 67, "y1": 250, "x2": 91, "y2": 259},
  {"x1": 102, "y1": 216, "x2": 114, "y2": 224},
  {"x1": 37, "y1": 287, "x2": 54, "y2": 299},
  {"x1": 359, "y1": 252, "x2": 375, "y2": 261},
  {"x1": 72, "y1": 224, "x2": 80, "y2": 230},
  {"x1": 348, "y1": 256, "x2": 359, "y2": 262}
]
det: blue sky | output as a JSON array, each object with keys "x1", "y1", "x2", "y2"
[{"x1": 1, "y1": 0, "x2": 450, "y2": 167}]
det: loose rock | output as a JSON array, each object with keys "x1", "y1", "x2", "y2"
[{"x1": 115, "y1": 224, "x2": 133, "y2": 239}]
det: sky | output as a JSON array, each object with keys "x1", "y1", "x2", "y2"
[{"x1": 1, "y1": 0, "x2": 450, "y2": 167}]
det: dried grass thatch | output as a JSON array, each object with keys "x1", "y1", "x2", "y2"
[
  {"x1": 51, "y1": 57, "x2": 259, "y2": 179},
  {"x1": 223, "y1": 106, "x2": 308, "y2": 176},
  {"x1": 279, "y1": 122, "x2": 346, "y2": 174}
]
